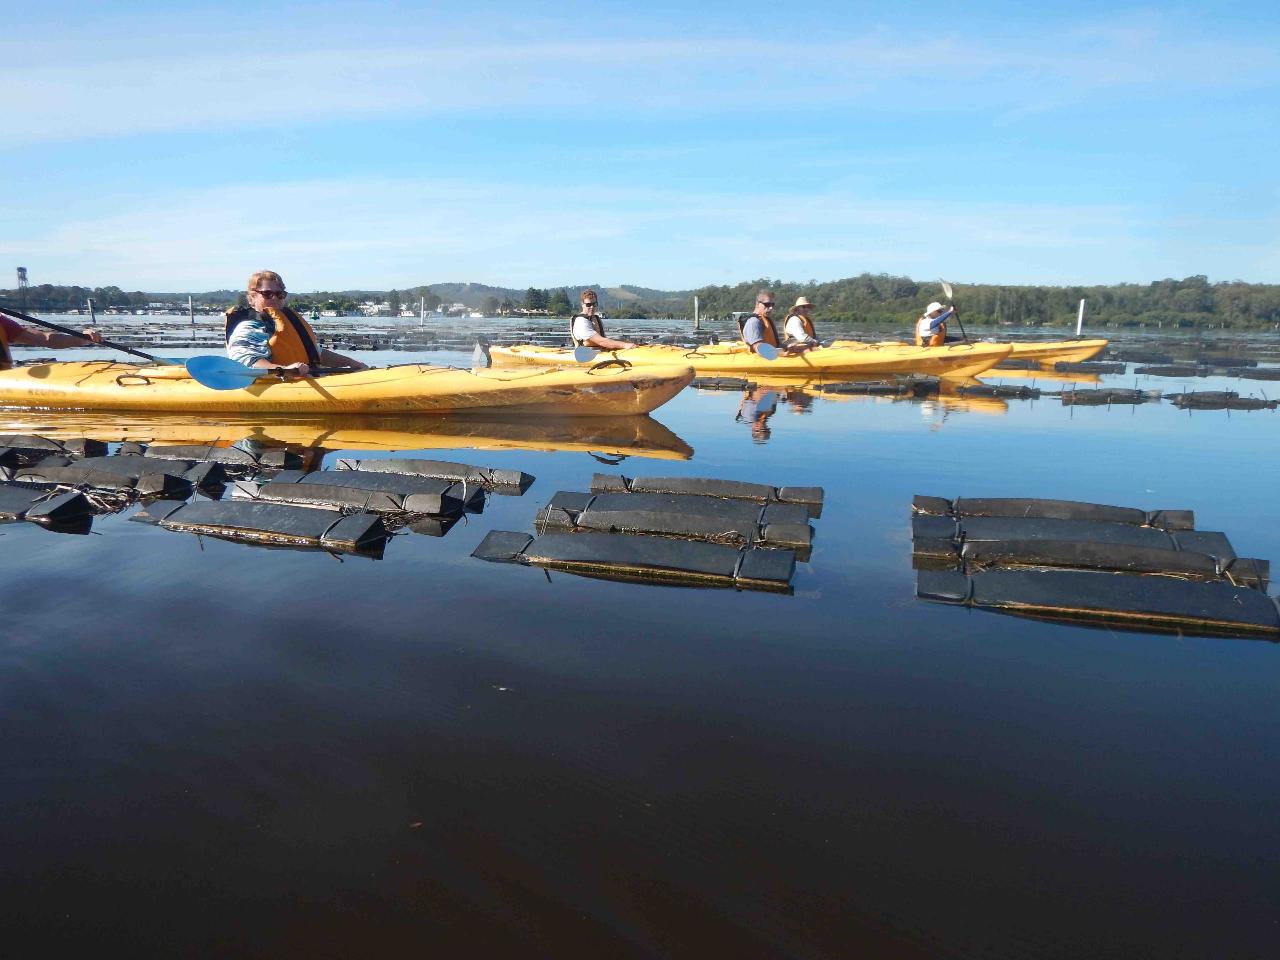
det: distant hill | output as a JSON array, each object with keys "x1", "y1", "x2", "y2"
[{"x1": 3, "y1": 274, "x2": 1278, "y2": 328}]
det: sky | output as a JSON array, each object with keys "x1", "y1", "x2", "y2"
[{"x1": 1, "y1": 0, "x2": 1277, "y2": 292}]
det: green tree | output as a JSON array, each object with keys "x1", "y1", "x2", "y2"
[
  {"x1": 546, "y1": 287, "x2": 573, "y2": 316},
  {"x1": 524, "y1": 287, "x2": 547, "y2": 311},
  {"x1": 482, "y1": 295, "x2": 501, "y2": 315},
  {"x1": 388, "y1": 289, "x2": 402, "y2": 312}
]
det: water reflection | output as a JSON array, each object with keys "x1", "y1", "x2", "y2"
[{"x1": 0, "y1": 411, "x2": 694, "y2": 462}]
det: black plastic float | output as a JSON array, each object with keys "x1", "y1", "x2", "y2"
[
  {"x1": 133, "y1": 499, "x2": 387, "y2": 557},
  {"x1": 232, "y1": 468, "x2": 486, "y2": 515},
  {"x1": 332, "y1": 457, "x2": 533, "y2": 492}
]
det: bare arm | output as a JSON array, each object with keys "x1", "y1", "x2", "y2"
[{"x1": 10, "y1": 326, "x2": 104, "y2": 349}]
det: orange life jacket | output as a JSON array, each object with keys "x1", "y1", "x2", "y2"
[
  {"x1": 737, "y1": 312, "x2": 780, "y2": 348},
  {"x1": 915, "y1": 316, "x2": 946, "y2": 347},
  {"x1": 0, "y1": 320, "x2": 11, "y2": 369},
  {"x1": 225, "y1": 306, "x2": 321, "y2": 366},
  {"x1": 570, "y1": 313, "x2": 606, "y2": 346},
  {"x1": 787, "y1": 311, "x2": 817, "y2": 340}
]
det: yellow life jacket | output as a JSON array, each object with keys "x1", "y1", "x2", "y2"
[
  {"x1": 570, "y1": 313, "x2": 606, "y2": 346},
  {"x1": 737, "y1": 312, "x2": 780, "y2": 347},
  {"x1": 0, "y1": 319, "x2": 11, "y2": 369},
  {"x1": 225, "y1": 306, "x2": 321, "y2": 366}
]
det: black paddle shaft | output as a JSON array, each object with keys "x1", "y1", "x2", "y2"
[{"x1": 0, "y1": 305, "x2": 164, "y2": 364}]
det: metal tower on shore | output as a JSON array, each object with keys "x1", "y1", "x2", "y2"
[{"x1": 16, "y1": 267, "x2": 28, "y2": 313}]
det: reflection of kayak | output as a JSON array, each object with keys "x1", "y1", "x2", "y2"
[
  {"x1": 0, "y1": 411, "x2": 695, "y2": 461},
  {"x1": 830, "y1": 337, "x2": 1108, "y2": 366},
  {"x1": 980, "y1": 368, "x2": 1103, "y2": 386},
  {"x1": 0, "y1": 361, "x2": 693, "y2": 416},
  {"x1": 491, "y1": 342, "x2": 1012, "y2": 379}
]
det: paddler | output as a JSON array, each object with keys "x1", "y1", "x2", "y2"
[
  {"x1": 570, "y1": 289, "x2": 636, "y2": 351},
  {"x1": 0, "y1": 312, "x2": 103, "y2": 370},
  {"x1": 915, "y1": 301, "x2": 955, "y2": 347},
  {"x1": 739, "y1": 289, "x2": 789, "y2": 356},
  {"x1": 782, "y1": 297, "x2": 821, "y2": 351},
  {"x1": 226, "y1": 270, "x2": 367, "y2": 377}
]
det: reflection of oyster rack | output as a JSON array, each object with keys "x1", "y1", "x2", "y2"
[
  {"x1": 912, "y1": 496, "x2": 1278, "y2": 639},
  {"x1": 475, "y1": 473, "x2": 824, "y2": 594}
]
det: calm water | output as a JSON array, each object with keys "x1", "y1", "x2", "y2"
[{"x1": 2, "y1": 342, "x2": 1279, "y2": 958}]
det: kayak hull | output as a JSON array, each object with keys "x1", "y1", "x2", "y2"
[
  {"x1": 0, "y1": 361, "x2": 694, "y2": 416},
  {"x1": 491, "y1": 342, "x2": 1013, "y2": 379},
  {"x1": 831, "y1": 337, "x2": 1109, "y2": 366}
]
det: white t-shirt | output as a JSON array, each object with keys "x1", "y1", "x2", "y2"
[
  {"x1": 784, "y1": 314, "x2": 818, "y2": 344},
  {"x1": 916, "y1": 308, "x2": 953, "y2": 341},
  {"x1": 572, "y1": 314, "x2": 605, "y2": 344}
]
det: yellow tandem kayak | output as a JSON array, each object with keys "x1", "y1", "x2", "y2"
[
  {"x1": 829, "y1": 337, "x2": 1109, "y2": 366},
  {"x1": 0, "y1": 361, "x2": 694, "y2": 416},
  {"x1": 491, "y1": 341, "x2": 1013, "y2": 379}
]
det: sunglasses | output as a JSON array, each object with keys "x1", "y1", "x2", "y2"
[
  {"x1": 253, "y1": 289, "x2": 287, "y2": 299},
  {"x1": 761, "y1": 301, "x2": 775, "y2": 308}
]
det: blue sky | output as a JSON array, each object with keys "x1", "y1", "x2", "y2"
[{"x1": 2, "y1": 0, "x2": 1277, "y2": 291}]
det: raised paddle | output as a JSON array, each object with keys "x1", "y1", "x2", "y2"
[
  {"x1": 185, "y1": 355, "x2": 339, "y2": 390},
  {"x1": 0, "y1": 305, "x2": 178, "y2": 365},
  {"x1": 939, "y1": 280, "x2": 970, "y2": 343},
  {"x1": 574, "y1": 342, "x2": 780, "y2": 362}
]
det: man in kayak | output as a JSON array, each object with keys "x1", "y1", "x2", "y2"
[
  {"x1": 0, "y1": 312, "x2": 103, "y2": 369},
  {"x1": 226, "y1": 271, "x2": 367, "y2": 377},
  {"x1": 782, "y1": 297, "x2": 821, "y2": 351},
  {"x1": 915, "y1": 301, "x2": 955, "y2": 347},
  {"x1": 739, "y1": 289, "x2": 788, "y2": 356},
  {"x1": 570, "y1": 289, "x2": 636, "y2": 351}
]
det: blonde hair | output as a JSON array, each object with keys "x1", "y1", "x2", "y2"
[{"x1": 247, "y1": 270, "x2": 285, "y2": 292}]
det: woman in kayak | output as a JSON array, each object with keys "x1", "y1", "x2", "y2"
[
  {"x1": 915, "y1": 301, "x2": 955, "y2": 347},
  {"x1": 226, "y1": 270, "x2": 367, "y2": 377},
  {"x1": 0, "y1": 312, "x2": 102, "y2": 369},
  {"x1": 782, "y1": 297, "x2": 821, "y2": 351},
  {"x1": 570, "y1": 289, "x2": 636, "y2": 351}
]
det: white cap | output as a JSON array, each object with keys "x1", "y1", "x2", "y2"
[{"x1": 925, "y1": 301, "x2": 944, "y2": 314}]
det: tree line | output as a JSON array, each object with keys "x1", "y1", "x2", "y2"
[{"x1": 4, "y1": 274, "x2": 1279, "y2": 328}]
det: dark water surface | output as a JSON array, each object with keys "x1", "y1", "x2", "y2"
[{"x1": 3, "y1": 346, "x2": 1279, "y2": 958}]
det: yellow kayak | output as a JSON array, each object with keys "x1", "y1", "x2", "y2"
[
  {"x1": 0, "y1": 361, "x2": 693, "y2": 416},
  {"x1": 830, "y1": 337, "x2": 1108, "y2": 366},
  {"x1": 0, "y1": 411, "x2": 694, "y2": 460},
  {"x1": 491, "y1": 341, "x2": 1012, "y2": 380}
]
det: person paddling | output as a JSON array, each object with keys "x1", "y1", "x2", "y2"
[
  {"x1": 915, "y1": 301, "x2": 955, "y2": 347},
  {"x1": 783, "y1": 297, "x2": 821, "y2": 351},
  {"x1": 570, "y1": 289, "x2": 636, "y2": 351},
  {"x1": 226, "y1": 270, "x2": 366, "y2": 377},
  {"x1": 0, "y1": 312, "x2": 103, "y2": 370}
]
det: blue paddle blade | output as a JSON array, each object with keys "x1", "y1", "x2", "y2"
[
  {"x1": 756, "y1": 342, "x2": 779, "y2": 361},
  {"x1": 186, "y1": 355, "x2": 273, "y2": 390},
  {"x1": 573, "y1": 346, "x2": 598, "y2": 363}
]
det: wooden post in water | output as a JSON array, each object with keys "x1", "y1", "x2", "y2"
[
  {"x1": 693, "y1": 295, "x2": 700, "y2": 331},
  {"x1": 1076, "y1": 298, "x2": 1086, "y2": 337},
  {"x1": 87, "y1": 298, "x2": 96, "y2": 324},
  {"x1": 420, "y1": 296, "x2": 426, "y2": 326},
  {"x1": 188, "y1": 295, "x2": 195, "y2": 326}
]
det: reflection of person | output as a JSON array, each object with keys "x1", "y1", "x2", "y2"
[
  {"x1": 915, "y1": 301, "x2": 955, "y2": 347},
  {"x1": 570, "y1": 289, "x2": 636, "y2": 351},
  {"x1": 736, "y1": 387, "x2": 778, "y2": 443},
  {"x1": 784, "y1": 388, "x2": 813, "y2": 413},
  {"x1": 226, "y1": 270, "x2": 366, "y2": 377},
  {"x1": 0, "y1": 312, "x2": 103, "y2": 370},
  {"x1": 783, "y1": 297, "x2": 820, "y2": 350}
]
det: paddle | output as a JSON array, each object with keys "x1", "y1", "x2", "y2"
[
  {"x1": 0, "y1": 305, "x2": 177, "y2": 365},
  {"x1": 939, "y1": 280, "x2": 970, "y2": 343},
  {"x1": 574, "y1": 342, "x2": 779, "y2": 362},
  {"x1": 185, "y1": 355, "x2": 338, "y2": 390}
]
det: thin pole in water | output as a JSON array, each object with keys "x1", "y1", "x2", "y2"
[
  {"x1": 420, "y1": 297, "x2": 425, "y2": 326},
  {"x1": 188, "y1": 295, "x2": 195, "y2": 326},
  {"x1": 1076, "y1": 298, "x2": 1086, "y2": 337},
  {"x1": 87, "y1": 297, "x2": 96, "y2": 324},
  {"x1": 694, "y1": 295, "x2": 700, "y2": 331}
]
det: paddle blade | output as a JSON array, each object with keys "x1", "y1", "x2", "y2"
[
  {"x1": 573, "y1": 346, "x2": 599, "y2": 363},
  {"x1": 940, "y1": 279, "x2": 954, "y2": 300},
  {"x1": 756, "y1": 343, "x2": 779, "y2": 361},
  {"x1": 186, "y1": 355, "x2": 271, "y2": 390},
  {"x1": 472, "y1": 339, "x2": 492, "y2": 369}
]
